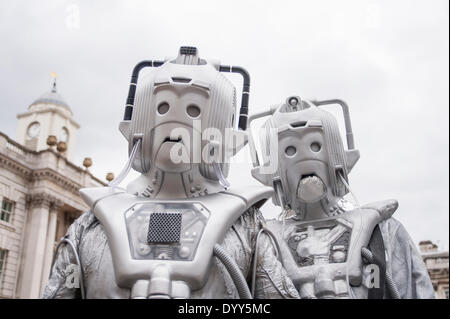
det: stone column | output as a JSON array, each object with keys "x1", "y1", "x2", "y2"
[
  {"x1": 40, "y1": 200, "x2": 62, "y2": 296},
  {"x1": 19, "y1": 193, "x2": 52, "y2": 299}
]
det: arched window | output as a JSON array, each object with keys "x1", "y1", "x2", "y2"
[{"x1": 59, "y1": 127, "x2": 69, "y2": 144}]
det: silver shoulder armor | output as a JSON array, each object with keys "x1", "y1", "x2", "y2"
[{"x1": 79, "y1": 185, "x2": 272, "y2": 298}]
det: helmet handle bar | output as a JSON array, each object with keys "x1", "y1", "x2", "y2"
[
  {"x1": 123, "y1": 60, "x2": 165, "y2": 121},
  {"x1": 247, "y1": 98, "x2": 356, "y2": 168},
  {"x1": 311, "y1": 99, "x2": 355, "y2": 150},
  {"x1": 123, "y1": 61, "x2": 251, "y2": 132},
  {"x1": 247, "y1": 105, "x2": 279, "y2": 167},
  {"x1": 219, "y1": 65, "x2": 250, "y2": 131}
]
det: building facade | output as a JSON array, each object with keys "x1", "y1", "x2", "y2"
[
  {"x1": 419, "y1": 240, "x2": 449, "y2": 299},
  {"x1": 0, "y1": 82, "x2": 105, "y2": 299}
]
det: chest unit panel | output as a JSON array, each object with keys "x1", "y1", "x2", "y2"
[
  {"x1": 125, "y1": 202, "x2": 210, "y2": 261},
  {"x1": 286, "y1": 218, "x2": 353, "y2": 268}
]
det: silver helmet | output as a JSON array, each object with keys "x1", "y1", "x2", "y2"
[
  {"x1": 249, "y1": 96, "x2": 360, "y2": 214},
  {"x1": 117, "y1": 47, "x2": 250, "y2": 196}
]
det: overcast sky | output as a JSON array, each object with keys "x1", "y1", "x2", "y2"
[{"x1": 0, "y1": 0, "x2": 448, "y2": 249}]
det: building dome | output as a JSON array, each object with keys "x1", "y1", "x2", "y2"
[{"x1": 29, "y1": 82, "x2": 72, "y2": 115}]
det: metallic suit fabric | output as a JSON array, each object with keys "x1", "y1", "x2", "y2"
[
  {"x1": 352, "y1": 218, "x2": 435, "y2": 299},
  {"x1": 43, "y1": 207, "x2": 299, "y2": 299}
]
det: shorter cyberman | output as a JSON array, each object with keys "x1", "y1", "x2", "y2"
[
  {"x1": 43, "y1": 48, "x2": 298, "y2": 299},
  {"x1": 248, "y1": 97, "x2": 434, "y2": 299}
]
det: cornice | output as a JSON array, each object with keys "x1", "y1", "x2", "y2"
[
  {"x1": 0, "y1": 153, "x2": 85, "y2": 196},
  {"x1": 25, "y1": 191, "x2": 65, "y2": 209},
  {"x1": 0, "y1": 153, "x2": 33, "y2": 180},
  {"x1": 1, "y1": 132, "x2": 106, "y2": 187},
  {"x1": 32, "y1": 168, "x2": 83, "y2": 194},
  {"x1": 16, "y1": 108, "x2": 79, "y2": 128}
]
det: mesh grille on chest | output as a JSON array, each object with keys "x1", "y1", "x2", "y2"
[{"x1": 147, "y1": 212, "x2": 182, "y2": 244}]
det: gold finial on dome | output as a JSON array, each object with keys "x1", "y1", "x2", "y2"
[{"x1": 50, "y1": 72, "x2": 57, "y2": 93}]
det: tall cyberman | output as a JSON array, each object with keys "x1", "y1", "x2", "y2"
[
  {"x1": 248, "y1": 96, "x2": 434, "y2": 299},
  {"x1": 43, "y1": 48, "x2": 299, "y2": 299}
]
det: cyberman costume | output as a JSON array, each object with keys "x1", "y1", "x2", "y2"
[
  {"x1": 43, "y1": 48, "x2": 299, "y2": 299},
  {"x1": 248, "y1": 96, "x2": 435, "y2": 299}
]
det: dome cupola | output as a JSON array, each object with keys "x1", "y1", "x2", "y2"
[{"x1": 28, "y1": 78, "x2": 72, "y2": 117}]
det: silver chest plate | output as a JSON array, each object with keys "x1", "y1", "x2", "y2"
[
  {"x1": 79, "y1": 185, "x2": 273, "y2": 297},
  {"x1": 268, "y1": 203, "x2": 396, "y2": 299}
]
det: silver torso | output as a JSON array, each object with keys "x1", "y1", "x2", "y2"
[
  {"x1": 267, "y1": 200, "x2": 398, "y2": 299},
  {"x1": 79, "y1": 185, "x2": 272, "y2": 298}
]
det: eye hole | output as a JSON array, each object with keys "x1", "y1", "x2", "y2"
[
  {"x1": 186, "y1": 104, "x2": 201, "y2": 118},
  {"x1": 310, "y1": 142, "x2": 321, "y2": 152},
  {"x1": 285, "y1": 146, "x2": 297, "y2": 157},
  {"x1": 157, "y1": 102, "x2": 170, "y2": 115}
]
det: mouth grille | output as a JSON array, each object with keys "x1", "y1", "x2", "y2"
[
  {"x1": 147, "y1": 212, "x2": 182, "y2": 244},
  {"x1": 163, "y1": 137, "x2": 182, "y2": 143}
]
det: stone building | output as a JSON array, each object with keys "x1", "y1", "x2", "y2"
[
  {"x1": 419, "y1": 240, "x2": 449, "y2": 299},
  {"x1": 0, "y1": 80, "x2": 105, "y2": 299}
]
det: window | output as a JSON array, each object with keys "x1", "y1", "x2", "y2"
[
  {"x1": 445, "y1": 288, "x2": 449, "y2": 299},
  {"x1": 0, "y1": 249, "x2": 7, "y2": 289},
  {"x1": 59, "y1": 127, "x2": 69, "y2": 143},
  {"x1": 1, "y1": 199, "x2": 14, "y2": 223}
]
